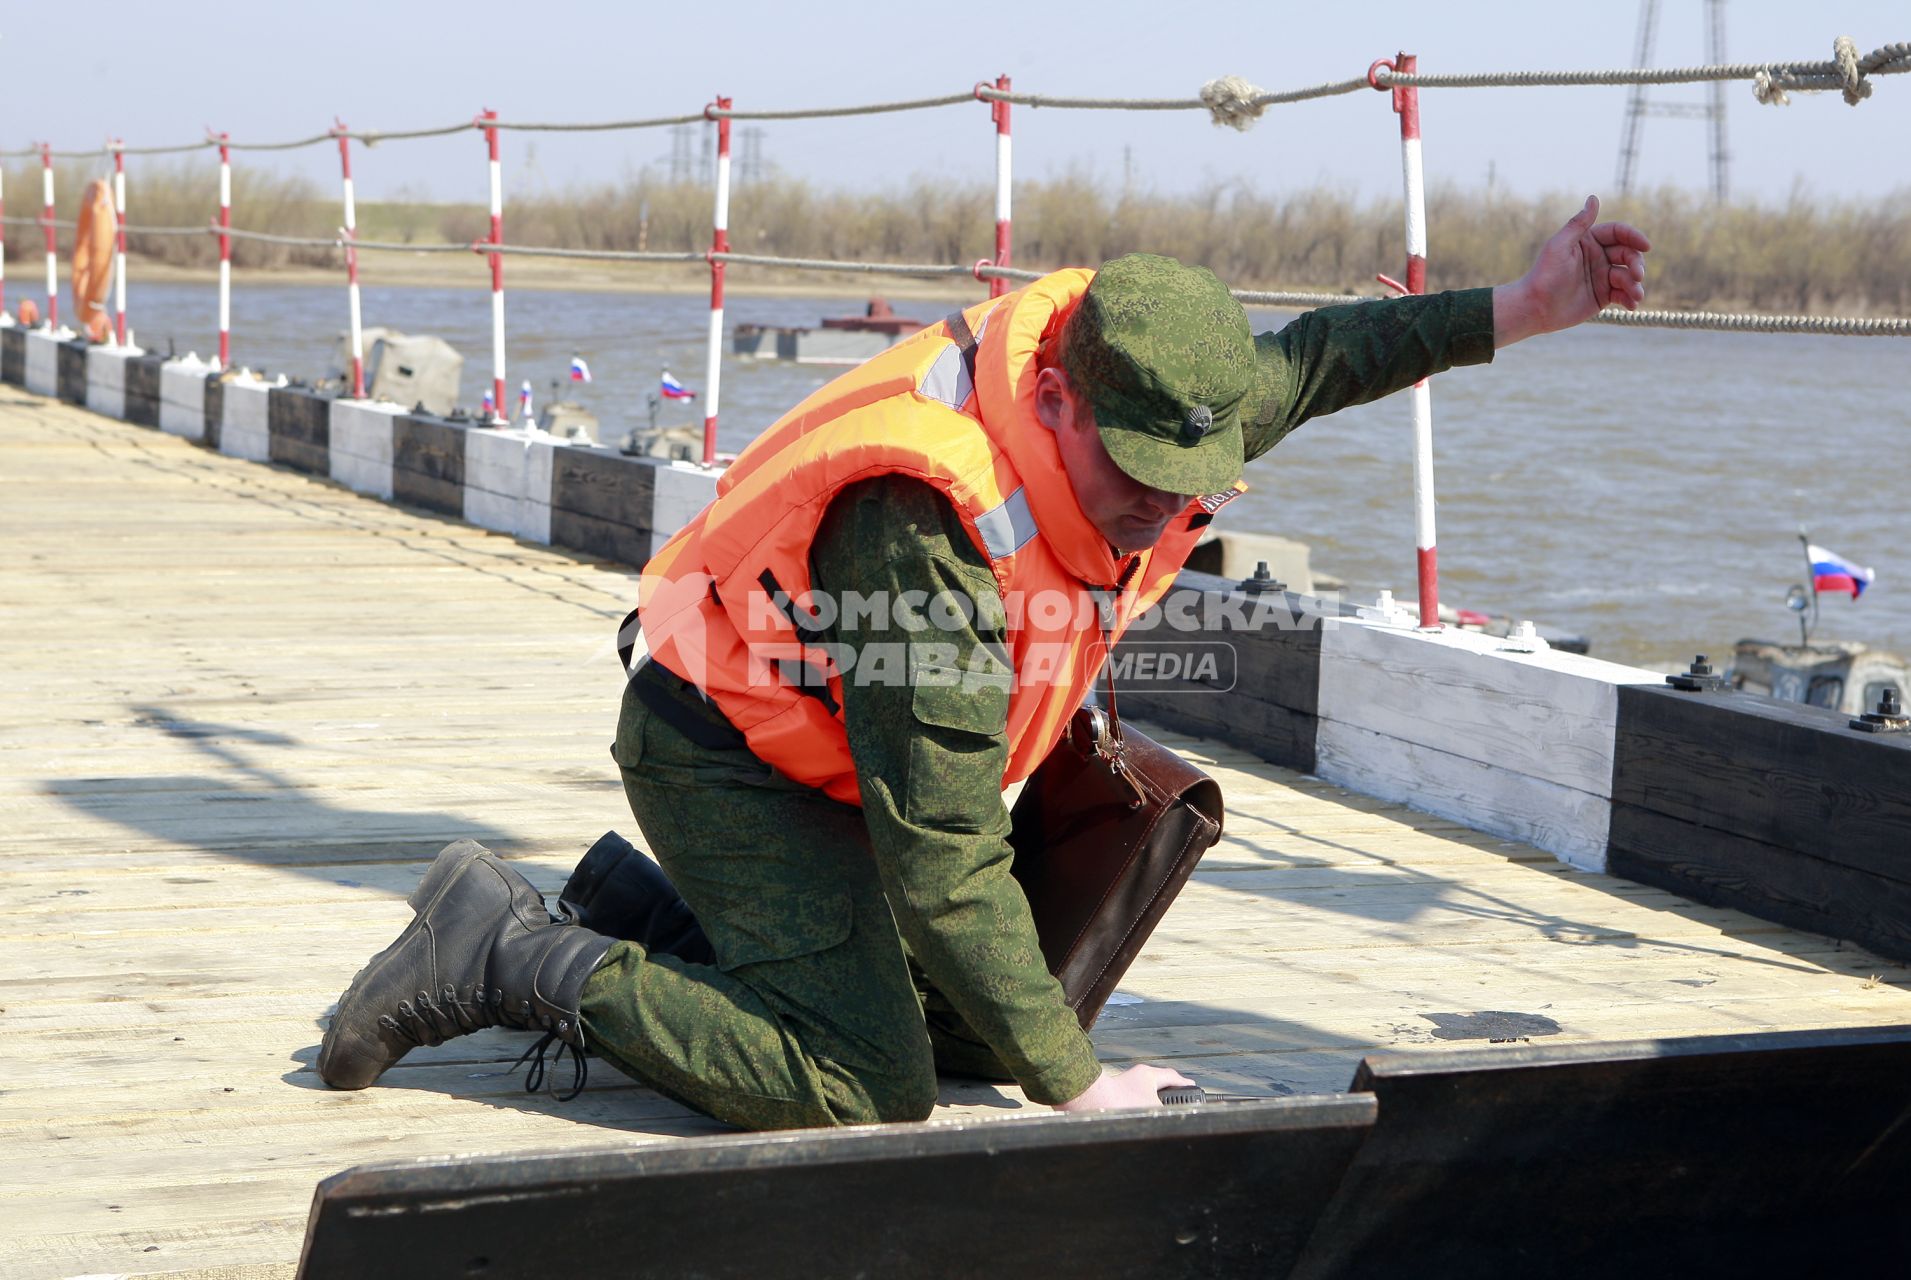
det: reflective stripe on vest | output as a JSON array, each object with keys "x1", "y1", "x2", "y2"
[{"x1": 975, "y1": 487, "x2": 1039, "y2": 560}]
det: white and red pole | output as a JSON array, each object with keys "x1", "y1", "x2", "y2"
[
  {"x1": 1, "y1": 163, "x2": 8, "y2": 321},
  {"x1": 482, "y1": 109, "x2": 507, "y2": 424},
  {"x1": 987, "y1": 75, "x2": 1012, "y2": 299},
  {"x1": 701, "y1": 96, "x2": 732, "y2": 466},
  {"x1": 41, "y1": 143, "x2": 57, "y2": 329},
  {"x1": 112, "y1": 142, "x2": 128, "y2": 346},
  {"x1": 335, "y1": 122, "x2": 365, "y2": 399},
  {"x1": 1382, "y1": 53, "x2": 1439, "y2": 630},
  {"x1": 217, "y1": 133, "x2": 231, "y2": 368}
]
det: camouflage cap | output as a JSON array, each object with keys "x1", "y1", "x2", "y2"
[{"x1": 1061, "y1": 253, "x2": 1253, "y2": 496}]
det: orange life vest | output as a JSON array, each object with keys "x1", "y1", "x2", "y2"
[{"x1": 639, "y1": 268, "x2": 1238, "y2": 806}]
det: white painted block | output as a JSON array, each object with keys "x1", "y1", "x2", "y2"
[
  {"x1": 1315, "y1": 718, "x2": 1612, "y2": 872},
  {"x1": 1316, "y1": 619, "x2": 1660, "y2": 796},
  {"x1": 23, "y1": 330, "x2": 67, "y2": 397},
  {"x1": 220, "y1": 377, "x2": 276, "y2": 464},
  {"x1": 84, "y1": 345, "x2": 141, "y2": 421},
  {"x1": 159, "y1": 356, "x2": 213, "y2": 440},
  {"x1": 651, "y1": 459, "x2": 719, "y2": 546},
  {"x1": 521, "y1": 437, "x2": 556, "y2": 544},
  {"x1": 463, "y1": 427, "x2": 530, "y2": 537},
  {"x1": 328, "y1": 399, "x2": 405, "y2": 500}
]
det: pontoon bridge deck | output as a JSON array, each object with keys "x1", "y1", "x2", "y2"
[{"x1": 5, "y1": 393, "x2": 1908, "y2": 1279}]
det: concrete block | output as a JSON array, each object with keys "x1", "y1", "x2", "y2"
[
  {"x1": 85, "y1": 345, "x2": 144, "y2": 421},
  {"x1": 160, "y1": 356, "x2": 216, "y2": 441},
  {"x1": 328, "y1": 400, "x2": 405, "y2": 500},
  {"x1": 24, "y1": 329, "x2": 69, "y2": 397},
  {"x1": 649, "y1": 460, "x2": 719, "y2": 558},
  {"x1": 463, "y1": 427, "x2": 551, "y2": 540},
  {"x1": 220, "y1": 376, "x2": 279, "y2": 464},
  {"x1": 1315, "y1": 717, "x2": 1613, "y2": 873},
  {"x1": 1312, "y1": 619, "x2": 1661, "y2": 871},
  {"x1": 522, "y1": 438, "x2": 556, "y2": 544}
]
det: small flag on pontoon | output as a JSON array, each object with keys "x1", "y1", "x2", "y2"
[
  {"x1": 519, "y1": 380, "x2": 534, "y2": 421},
  {"x1": 660, "y1": 370, "x2": 696, "y2": 400},
  {"x1": 1809, "y1": 544, "x2": 1875, "y2": 599},
  {"x1": 570, "y1": 356, "x2": 592, "y2": 383}
]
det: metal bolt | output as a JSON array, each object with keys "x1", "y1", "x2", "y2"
[
  {"x1": 1240, "y1": 560, "x2": 1282, "y2": 595},
  {"x1": 1689, "y1": 655, "x2": 1713, "y2": 676},
  {"x1": 1883, "y1": 687, "x2": 1902, "y2": 718}
]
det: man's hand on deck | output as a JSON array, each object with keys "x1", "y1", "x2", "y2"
[
  {"x1": 1054, "y1": 1063, "x2": 1195, "y2": 1112},
  {"x1": 1493, "y1": 196, "x2": 1651, "y2": 348}
]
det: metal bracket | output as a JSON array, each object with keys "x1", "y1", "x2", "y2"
[
  {"x1": 1850, "y1": 687, "x2": 1911, "y2": 734},
  {"x1": 1666, "y1": 654, "x2": 1729, "y2": 693}
]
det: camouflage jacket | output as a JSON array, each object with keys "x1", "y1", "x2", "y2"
[{"x1": 808, "y1": 287, "x2": 1496, "y2": 1103}]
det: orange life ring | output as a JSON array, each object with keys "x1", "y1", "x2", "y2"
[{"x1": 71, "y1": 179, "x2": 117, "y2": 343}]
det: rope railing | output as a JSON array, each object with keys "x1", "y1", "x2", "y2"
[
  {"x1": 1, "y1": 37, "x2": 1900, "y2": 160},
  {"x1": 1, "y1": 37, "x2": 1900, "y2": 636}
]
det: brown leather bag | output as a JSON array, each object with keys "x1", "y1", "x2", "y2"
[{"x1": 1009, "y1": 671, "x2": 1225, "y2": 1030}]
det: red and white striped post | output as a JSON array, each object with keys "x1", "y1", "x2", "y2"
[
  {"x1": 481, "y1": 109, "x2": 507, "y2": 424},
  {"x1": 334, "y1": 122, "x2": 365, "y2": 399},
  {"x1": 112, "y1": 141, "x2": 128, "y2": 346},
  {"x1": 216, "y1": 133, "x2": 232, "y2": 368},
  {"x1": 989, "y1": 74, "x2": 1012, "y2": 299},
  {"x1": 1379, "y1": 52, "x2": 1439, "y2": 630},
  {"x1": 41, "y1": 143, "x2": 58, "y2": 329},
  {"x1": 701, "y1": 95, "x2": 732, "y2": 466}
]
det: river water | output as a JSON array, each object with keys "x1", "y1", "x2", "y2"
[{"x1": 118, "y1": 279, "x2": 1908, "y2": 669}]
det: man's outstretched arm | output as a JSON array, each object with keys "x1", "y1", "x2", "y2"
[{"x1": 1243, "y1": 197, "x2": 1650, "y2": 462}]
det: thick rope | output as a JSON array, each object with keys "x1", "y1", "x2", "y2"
[
  {"x1": 219, "y1": 227, "x2": 341, "y2": 248},
  {"x1": 710, "y1": 93, "x2": 977, "y2": 121},
  {"x1": 975, "y1": 78, "x2": 1371, "y2": 114},
  {"x1": 714, "y1": 251, "x2": 973, "y2": 277},
  {"x1": 5, "y1": 40, "x2": 1901, "y2": 158},
  {"x1": 481, "y1": 244, "x2": 704, "y2": 262},
  {"x1": 1589, "y1": 306, "x2": 1911, "y2": 336},
  {"x1": 488, "y1": 113, "x2": 706, "y2": 133},
  {"x1": 1375, "y1": 38, "x2": 1911, "y2": 108}
]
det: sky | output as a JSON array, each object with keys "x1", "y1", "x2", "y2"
[{"x1": 1, "y1": 1, "x2": 1905, "y2": 208}]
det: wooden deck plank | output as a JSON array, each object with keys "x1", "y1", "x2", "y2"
[{"x1": 5, "y1": 395, "x2": 1911, "y2": 1278}]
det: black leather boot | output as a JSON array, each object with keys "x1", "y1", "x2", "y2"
[
  {"x1": 556, "y1": 831, "x2": 715, "y2": 966},
  {"x1": 318, "y1": 839, "x2": 615, "y2": 1093}
]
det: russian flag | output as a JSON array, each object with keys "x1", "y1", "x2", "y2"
[
  {"x1": 660, "y1": 370, "x2": 696, "y2": 401},
  {"x1": 570, "y1": 356, "x2": 592, "y2": 383},
  {"x1": 1809, "y1": 543, "x2": 1875, "y2": 599}
]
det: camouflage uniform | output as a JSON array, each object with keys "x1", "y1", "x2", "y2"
[{"x1": 580, "y1": 286, "x2": 1496, "y2": 1130}]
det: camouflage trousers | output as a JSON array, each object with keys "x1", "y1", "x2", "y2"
[{"x1": 579, "y1": 665, "x2": 1007, "y2": 1131}]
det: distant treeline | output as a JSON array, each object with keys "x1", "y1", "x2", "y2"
[{"x1": 6, "y1": 161, "x2": 1909, "y2": 313}]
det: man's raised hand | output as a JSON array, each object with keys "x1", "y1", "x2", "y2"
[{"x1": 1493, "y1": 195, "x2": 1651, "y2": 347}]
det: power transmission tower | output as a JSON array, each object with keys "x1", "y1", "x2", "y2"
[
  {"x1": 668, "y1": 125, "x2": 692, "y2": 185},
  {"x1": 738, "y1": 128, "x2": 765, "y2": 185},
  {"x1": 1616, "y1": 0, "x2": 1730, "y2": 203}
]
